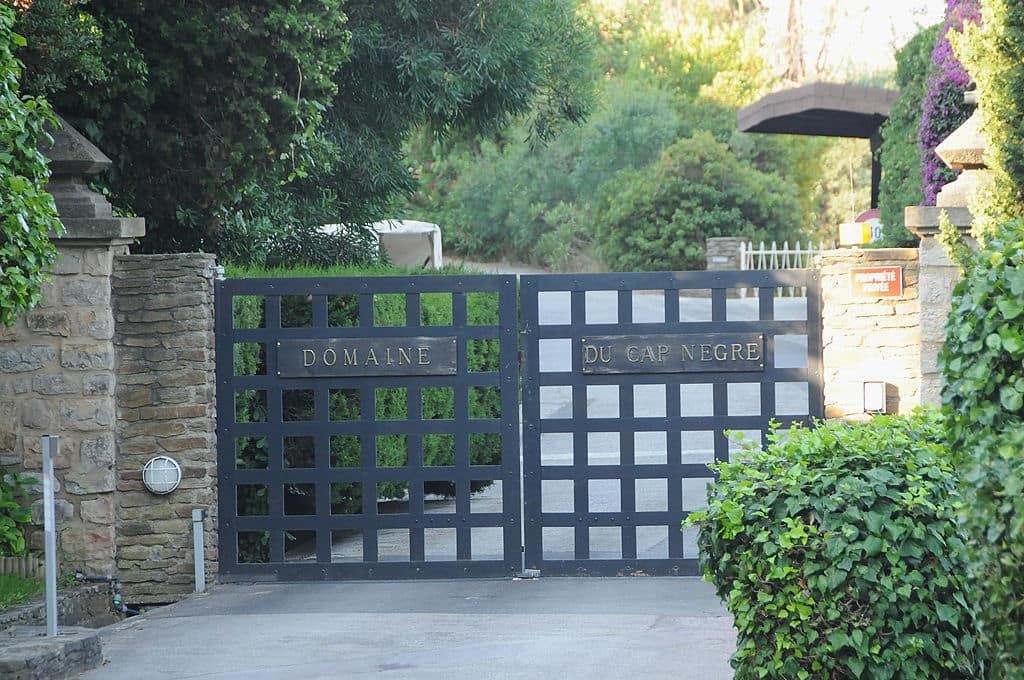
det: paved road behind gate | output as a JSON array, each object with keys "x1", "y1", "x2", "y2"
[{"x1": 81, "y1": 578, "x2": 734, "y2": 680}]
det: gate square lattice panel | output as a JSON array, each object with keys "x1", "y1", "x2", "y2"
[
  {"x1": 216, "y1": 275, "x2": 521, "y2": 579},
  {"x1": 520, "y1": 270, "x2": 822, "y2": 576}
]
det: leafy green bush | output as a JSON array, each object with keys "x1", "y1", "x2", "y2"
[
  {"x1": 878, "y1": 23, "x2": 940, "y2": 246},
  {"x1": 939, "y1": 219, "x2": 1024, "y2": 452},
  {"x1": 0, "y1": 467, "x2": 35, "y2": 556},
  {"x1": 958, "y1": 424, "x2": 1024, "y2": 677},
  {"x1": 215, "y1": 187, "x2": 380, "y2": 269},
  {"x1": 0, "y1": 3, "x2": 62, "y2": 326},
  {"x1": 418, "y1": 77, "x2": 681, "y2": 265},
  {"x1": 688, "y1": 412, "x2": 980, "y2": 679},
  {"x1": 592, "y1": 131, "x2": 800, "y2": 272},
  {"x1": 939, "y1": 219, "x2": 1024, "y2": 676}
]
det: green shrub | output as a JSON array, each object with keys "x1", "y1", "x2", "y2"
[
  {"x1": 688, "y1": 412, "x2": 979, "y2": 679},
  {"x1": 959, "y1": 425, "x2": 1024, "y2": 677},
  {"x1": 0, "y1": 467, "x2": 35, "y2": 556},
  {"x1": 939, "y1": 219, "x2": 1024, "y2": 676},
  {"x1": 592, "y1": 131, "x2": 800, "y2": 272},
  {"x1": 878, "y1": 23, "x2": 940, "y2": 245},
  {"x1": 431, "y1": 78, "x2": 680, "y2": 265},
  {"x1": 939, "y1": 219, "x2": 1024, "y2": 452},
  {"x1": 216, "y1": 186, "x2": 381, "y2": 269},
  {"x1": 0, "y1": 3, "x2": 62, "y2": 326}
]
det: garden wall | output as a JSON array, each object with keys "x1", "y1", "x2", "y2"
[
  {"x1": 0, "y1": 120, "x2": 218, "y2": 605},
  {"x1": 0, "y1": 238, "x2": 219, "y2": 605},
  {"x1": 0, "y1": 233, "x2": 129, "y2": 575},
  {"x1": 819, "y1": 248, "x2": 921, "y2": 420}
]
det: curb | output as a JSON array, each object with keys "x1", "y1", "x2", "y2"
[{"x1": 0, "y1": 626, "x2": 102, "y2": 680}]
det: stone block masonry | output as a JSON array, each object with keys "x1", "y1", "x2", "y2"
[
  {"x1": 113, "y1": 254, "x2": 217, "y2": 604},
  {"x1": 819, "y1": 248, "x2": 921, "y2": 421},
  {"x1": 705, "y1": 236, "x2": 750, "y2": 271},
  {"x1": 0, "y1": 239, "x2": 127, "y2": 574}
]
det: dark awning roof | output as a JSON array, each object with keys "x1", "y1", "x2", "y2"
[{"x1": 737, "y1": 82, "x2": 899, "y2": 139}]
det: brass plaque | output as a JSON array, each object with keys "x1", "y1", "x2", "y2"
[
  {"x1": 580, "y1": 333, "x2": 764, "y2": 374},
  {"x1": 278, "y1": 337, "x2": 457, "y2": 377}
]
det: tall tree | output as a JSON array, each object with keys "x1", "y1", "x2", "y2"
[
  {"x1": 13, "y1": 0, "x2": 594, "y2": 257},
  {"x1": 273, "y1": 0, "x2": 595, "y2": 234},
  {"x1": 783, "y1": 0, "x2": 805, "y2": 83}
]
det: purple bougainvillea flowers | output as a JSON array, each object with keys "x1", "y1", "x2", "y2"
[{"x1": 918, "y1": 0, "x2": 981, "y2": 205}]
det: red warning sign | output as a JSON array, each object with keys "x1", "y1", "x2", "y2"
[{"x1": 849, "y1": 266, "x2": 903, "y2": 298}]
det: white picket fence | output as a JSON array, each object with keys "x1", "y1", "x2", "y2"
[{"x1": 739, "y1": 240, "x2": 832, "y2": 297}]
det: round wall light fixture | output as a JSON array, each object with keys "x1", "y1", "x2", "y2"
[{"x1": 142, "y1": 456, "x2": 182, "y2": 495}]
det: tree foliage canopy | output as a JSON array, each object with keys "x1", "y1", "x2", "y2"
[
  {"x1": 281, "y1": 0, "x2": 595, "y2": 236},
  {"x1": 12, "y1": 0, "x2": 594, "y2": 257},
  {"x1": 593, "y1": 131, "x2": 801, "y2": 272}
]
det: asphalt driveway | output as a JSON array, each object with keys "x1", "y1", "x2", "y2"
[{"x1": 81, "y1": 578, "x2": 735, "y2": 680}]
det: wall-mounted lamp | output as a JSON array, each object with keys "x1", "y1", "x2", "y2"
[
  {"x1": 863, "y1": 381, "x2": 888, "y2": 414},
  {"x1": 142, "y1": 456, "x2": 182, "y2": 494}
]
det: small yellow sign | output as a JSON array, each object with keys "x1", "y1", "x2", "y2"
[{"x1": 838, "y1": 222, "x2": 872, "y2": 246}]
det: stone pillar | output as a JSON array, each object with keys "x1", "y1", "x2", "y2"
[
  {"x1": 0, "y1": 119, "x2": 144, "y2": 572},
  {"x1": 112, "y1": 254, "x2": 218, "y2": 604},
  {"x1": 705, "y1": 236, "x2": 750, "y2": 271},
  {"x1": 820, "y1": 248, "x2": 921, "y2": 421},
  {"x1": 905, "y1": 91, "x2": 990, "y2": 406}
]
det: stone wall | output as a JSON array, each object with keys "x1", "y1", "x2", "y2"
[
  {"x1": 705, "y1": 236, "x2": 749, "y2": 271},
  {"x1": 113, "y1": 254, "x2": 217, "y2": 604},
  {"x1": 0, "y1": 239, "x2": 127, "y2": 573},
  {"x1": 0, "y1": 584, "x2": 119, "y2": 631},
  {"x1": 820, "y1": 248, "x2": 921, "y2": 420}
]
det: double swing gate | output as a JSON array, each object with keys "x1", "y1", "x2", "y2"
[{"x1": 217, "y1": 269, "x2": 822, "y2": 580}]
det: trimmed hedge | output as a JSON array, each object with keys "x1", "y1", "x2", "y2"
[
  {"x1": 960, "y1": 425, "x2": 1024, "y2": 678},
  {"x1": 689, "y1": 412, "x2": 979, "y2": 679},
  {"x1": 230, "y1": 265, "x2": 504, "y2": 558},
  {"x1": 939, "y1": 220, "x2": 1024, "y2": 675}
]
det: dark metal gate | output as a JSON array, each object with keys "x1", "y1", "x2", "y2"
[
  {"x1": 216, "y1": 275, "x2": 521, "y2": 579},
  {"x1": 216, "y1": 268, "x2": 822, "y2": 581},
  {"x1": 519, "y1": 270, "x2": 822, "y2": 576}
]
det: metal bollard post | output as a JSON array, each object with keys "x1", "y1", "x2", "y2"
[
  {"x1": 42, "y1": 435, "x2": 59, "y2": 637},
  {"x1": 192, "y1": 509, "x2": 206, "y2": 592}
]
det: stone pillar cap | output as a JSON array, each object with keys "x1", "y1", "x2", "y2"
[
  {"x1": 42, "y1": 116, "x2": 112, "y2": 176},
  {"x1": 935, "y1": 110, "x2": 987, "y2": 170},
  {"x1": 904, "y1": 206, "x2": 973, "y2": 239}
]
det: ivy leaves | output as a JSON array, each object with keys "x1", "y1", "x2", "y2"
[
  {"x1": 941, "y1": 218, "x2": 1024, "y2": 675},
  {"x1": 940, "y1": 219, "x2": 1024, "y2": 451},
  {"x1": 0, "y1": 4, "x2": 61, "y2": 326},
  {"x1": 688, "y1": 414, "x2": 980, "y2": 679}
]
